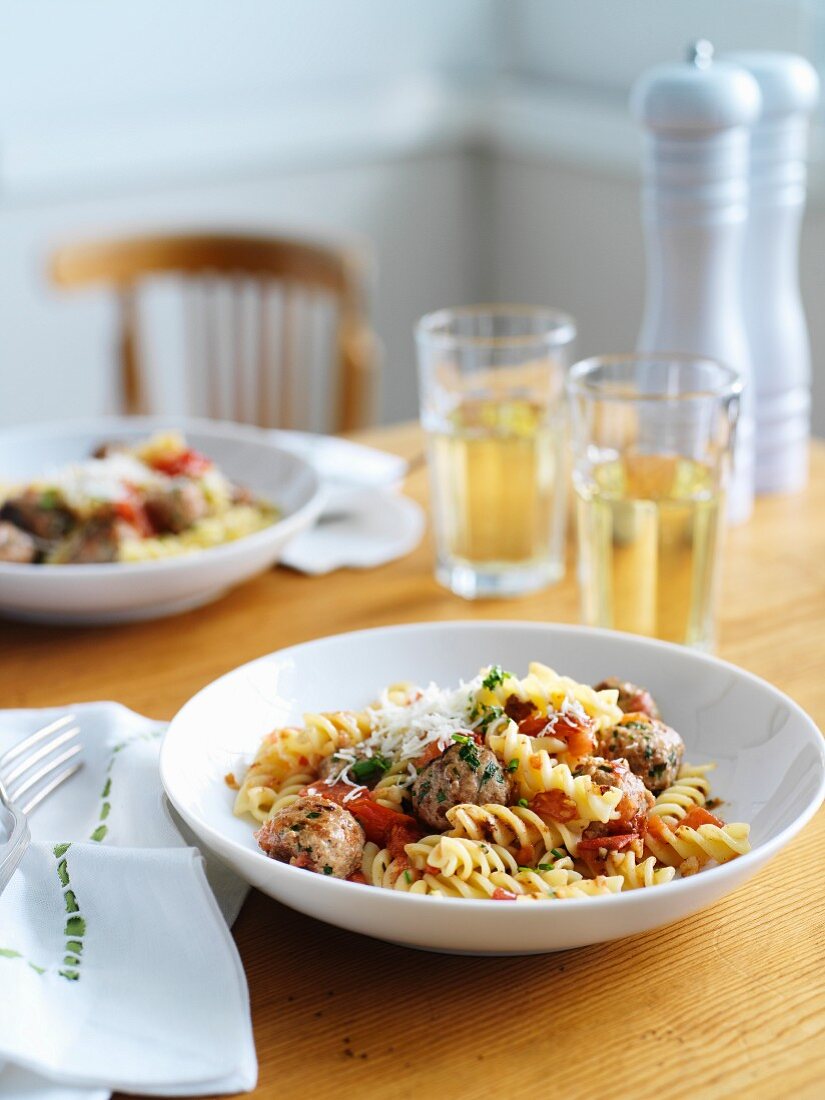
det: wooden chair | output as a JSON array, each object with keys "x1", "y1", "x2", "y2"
[{"x1": 50, "y1": 232, "x2": 379, "y2": 432}]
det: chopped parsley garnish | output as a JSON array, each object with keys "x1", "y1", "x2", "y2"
[
  {"x1": 644, "y1": 745, "x2": 655, "y2": 759},
  {"x1": 39, "y1": 488, "x2": 60, "y2": 510},
  {"x1": 458, "y1": 742, "x2": 481, "y2": 770},
  {"x1": 550, "y1": 848, "x2": 565, "y2": 860},
  {"x1": 436, "y1": 790, "x2": 447, "y2": 803},
  {"x1": 518, "y1": 866, "x2": 532, "y2": 873},
  {"x1": 623, "y1": 721, "x2": 649, "y2": 731},
  {"x1": 480, "y1": 761, "x2": 500, "y2": 786},
  {"x1": 451, "y1": 733, "x2": 472, "y2": 745},
  {"x1": 507, "y1": 758, "x2": 519, "y2": 772},
  {"x1": 537, "y1": 862, "x2": 554, "y2": 871},
  {"x1": 476, "y1": 705, "x2": 504, "y2": 732},
  {"x1": 306, "y1": 812, "x2": 321, "y2": 819},
  {"x1": 481, "y1": 665, "x2": 511, "y2": 691},
  {"x1": 404, "y1": 870, "x2": 412, "y2": 884},
  {"x1": 351, "y1": 754, "x2": 390, "y2": 783},
  {"x1": 649, "y1": 763, "x2": 666, "y2": 777},
  {"x1": 418, "y1": 779, "x2": 432, "y2": 796},
  {"x1": 517, "y1": 798, "x2": 529, "y2": 808},
  {"x1": 290, "y1": 823, "x2": 304, "y2": 832},
  {"x1": 322, "y1": 865, "x2": 333, "y2": 875}
]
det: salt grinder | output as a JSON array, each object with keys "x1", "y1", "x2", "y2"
[
  {"x1": 723, "y1": 51, "x2": 819, "y2": 494},
  {"x1": 631, "y1": 41, "x2": 761, "y2": 523}
]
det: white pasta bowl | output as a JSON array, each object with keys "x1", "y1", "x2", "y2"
[
  {"x1": 0, "y1": 416, "x2": 322, "y2": 624},
  {"x1": 161, "y1": 621, "x2": 824, "y2": 955}
]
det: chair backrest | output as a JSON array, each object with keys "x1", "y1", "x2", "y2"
[{"x1": 50, "y1": 232, "x2": 379, "y2": 432}]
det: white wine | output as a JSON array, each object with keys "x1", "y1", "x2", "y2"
[
  {"x1": 575, "y1": 453, "x2": 723, "y2": 648},
  {"x1": 428, "y1": 398, "x2": 565, "y2": 597}
]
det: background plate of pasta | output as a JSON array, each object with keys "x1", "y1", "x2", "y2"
[
  {"x1": 161, "y1": 621, "x2": 825, "y2": 954},
  {"x1": 0, "y1": 416, "x2": 321, "y2": 624}
]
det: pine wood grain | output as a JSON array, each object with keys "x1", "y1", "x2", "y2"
[{"x1": 1, "y1": 426, "x2": 822, "y2": 1100}]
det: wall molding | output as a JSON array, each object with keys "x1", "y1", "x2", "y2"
[{"x1": 3, "y1": 74, "x2": 823, "y2": 207}]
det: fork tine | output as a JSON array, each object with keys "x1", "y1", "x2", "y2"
[
  {"x1": 0, "y1": 715, "x2": 76, "y2": 768},
  {"x1": 19, "y1": 761, "x2": 83, "y2": 815},
  {"x1": 7, "y1": 743, "x2": 82, "y2": 805},
  {"x1": 1, "y1": 725, "x2": 81, "y2": 787}
]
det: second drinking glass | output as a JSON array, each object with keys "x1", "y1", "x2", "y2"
[
  {"x1": 416, "y1": 305, "x2": 576, "y2": 599},
  {"x1": 568, "y1": 354, "x2": 742, "y2": 650}
]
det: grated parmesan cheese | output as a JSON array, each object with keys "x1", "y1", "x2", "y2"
[{"x1": 37, "y1": 454, "x2": 163, "y2": 512}]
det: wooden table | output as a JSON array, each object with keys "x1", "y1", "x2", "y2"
[{"x1": 2, "y1": 425, "x2": 823, "y2": 1100}]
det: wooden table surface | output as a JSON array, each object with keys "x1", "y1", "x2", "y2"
[{"x1": 2, "y1": 424, "x2": 823, "y2": 1100}]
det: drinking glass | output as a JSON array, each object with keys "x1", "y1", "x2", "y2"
[
  {"x1": 568, "y1": 353, "x2": 742, "y2": 650},
  {"x1": 416, "y1": 305, "x2": 576, "y2": 599}
]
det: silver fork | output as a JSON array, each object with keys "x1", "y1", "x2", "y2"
[{"x1": 0, "y1": 715, "x2": 82, "y2": 895}]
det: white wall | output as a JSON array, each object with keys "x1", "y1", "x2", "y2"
[{"x1": 2, "y1": 0, "x2": 824, "y2": 433}]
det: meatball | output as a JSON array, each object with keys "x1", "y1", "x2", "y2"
[
  {"x1": 594, "y1": 677, "x2": 660, "y2": 720},
  {"x1": 576, "y1": 757, "x2": 655, "y2": 839},
  {"x1": 144, "y1": 480, "x2": 208, "y2": 534},
  {"x1": 255, "y1": 794, "x2": 365, "y2": 878},
  {"x1": 0, "y1": 490, "x2": 74, "y2": 543},
  {"x1": 596, "y1": 713, "x2": 684, "y2": 794},
  {"x1": 411, "y1": 740, "x2": 508, "y2": 831},
  {"x1": 55, "y1": 516, "x2": 122, "y2": 564},
  {"x1": 0, "y1": 520, "x2": 37, "y2": 563}
]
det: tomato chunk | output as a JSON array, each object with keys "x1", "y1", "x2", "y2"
[
  {"x1": 518, "y1": 713, "x2": 550, "y2": 736},
  {"x1": 115, "y1": 490, "x2": 154, "y2": 537},
  {"x1": 678, "y1": 806, "x2": 725, "y2": 831},
  {"x1": 307, "y1": 781, "x2": 422, "y2": 848},
  {"x1": 491, "y1": 887, "x2": 519, "y2": 901},
  {"x1": 577, "y1": 833, "x2": 638, "y2": 852},
  {"x1": 149, "y1": 447, "x2": 212, "y2": 478},
  {"x1": 530, "y1": 789, "x2": 580, "y2": 824}
]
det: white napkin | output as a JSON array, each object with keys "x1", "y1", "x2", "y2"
[
  {"x1": 0, "y1": 704, "x2": 257, "y2": 1099},
  {"x1": 268, "y1": 431, "x2": 425, "y2": 575}
]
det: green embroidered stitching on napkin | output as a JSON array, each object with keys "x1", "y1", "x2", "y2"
[
  {"x1": 55, "y1": 842, "x2": 83, "y2": 980},
  {"x1": 89, "y1": 728, "x2": 162, "y2": 844},
  {"x1": 1, "y1": 722, "x2": 164, "y2": 978}
]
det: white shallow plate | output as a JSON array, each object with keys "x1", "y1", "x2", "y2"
[
  {"x1": 0, "y1": 416, "x2": 322, "y2": 624},
  {"x1": 161, "y1": 622, "x2": 825, "y2": 955}
]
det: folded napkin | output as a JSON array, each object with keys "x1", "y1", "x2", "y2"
[
  {"x1": 268, "y1": 430, "x2": 425, "y2": 575},
  {"x1": 0, "y1": 704, "x2": 256, "y2": 1099}
]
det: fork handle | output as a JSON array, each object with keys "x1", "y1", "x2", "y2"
[{"x1": 0, "y1": 785, "x2": 31, "y2": 896}]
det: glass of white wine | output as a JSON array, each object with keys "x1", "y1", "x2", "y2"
[
  {"x1": 416, "y1": 305, "x2": 576, "y2": 599},
  {"x1": 568, "y1": 354, "x2": 742, "y2": 650}
]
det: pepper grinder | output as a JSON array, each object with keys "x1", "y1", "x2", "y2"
[
  {"x1": 723, "y1": 51, "x2": 819, "y2": 494},
  {"x1": 631, "y1": 41, "x2": 761, "y2": 523}
]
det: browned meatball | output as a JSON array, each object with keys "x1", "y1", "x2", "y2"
[
  {"x1": 594, "y1": 677, "x2": 660, "y2": 720},
  {"x1": 411, "y1": 740, "x2": 508, "y2": 831},
  {"x1": 596, "y1": 713, "x2": 684, "y2": 794},
  {"x1": 56, "y1": 516, "x2": 122, "y2": 563},
  {"x1": 0, "y1": 490, "x2": 74, "y2": 542},
  {"x1": 0, "y1": 520, "x2": 37, "y2": 563},
  {"x1": 144, "y1": 480, "x2": 208, "y2": 534},
  {"x1": 576, "y1": 757, "x2": 655, "y2": 839},
  {"x1": 255, "y1": 795, "x2": 365, "y2": 878}
]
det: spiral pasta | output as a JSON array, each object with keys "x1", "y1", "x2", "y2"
[
  {"x1": 650, "y1": 764, "x2": 714, "y2": 824},
  {"x1": 234, "y1": 709, "x2": 371, "y2": 822},
  {"x1": 371, "y1": 757, "x2": 415, "y2": 811},
  {"x1": 644, "y1": 820, "x2": 751, "y2": 869},
  {"x1": 605, "y1": 850, "x2": 676, "y2": 889},
  {"x1": 240, "y1": 661, "x2": 751, "y2": 901},
  {"x1": 406, "y1": 835, "x2": 519, "y2": 879},
  {"x1": 445, "y1": 803, "x2": 564, "y2": 860},
  {"x1": 478, "y1": 662, "x2": 623, "y2": 734},
  {"x1": 487, "y1": 725, "x2": 622, "y2": 822}
]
